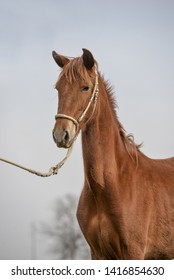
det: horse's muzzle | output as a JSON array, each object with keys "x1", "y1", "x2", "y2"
[
  {"x1": 52, "y1": 119, "x2": 77, "y2": 148},
  {"x1": 52, "y1": 128, "x2": 70, "y2": 148}
]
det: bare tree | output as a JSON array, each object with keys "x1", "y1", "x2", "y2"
[{"x1": 41, "y1": 194, "x2": 90, "y2": 259}]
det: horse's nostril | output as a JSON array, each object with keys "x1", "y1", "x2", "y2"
[
  {"x1": 64, "y1": 130, "x2": 69, "y2": 143},
  {"x1": 52, "y1": 130, "x2": 56, "y2": 142}
]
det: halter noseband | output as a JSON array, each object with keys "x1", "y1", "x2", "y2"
[{"x1": 55, "y1": 65, "x2": 99, "y2": 132}]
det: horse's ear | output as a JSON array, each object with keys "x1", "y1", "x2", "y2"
[
  {"x1": 82, "y1": 48, "x2": 95, "y2": 69},
  {"x1": 52, "y1": 51, "x2": 69, "y2": 68}
]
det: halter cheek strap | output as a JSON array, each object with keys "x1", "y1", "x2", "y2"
[{"x1": 55, "y1": 64, "x2": 99, "y2": 132}]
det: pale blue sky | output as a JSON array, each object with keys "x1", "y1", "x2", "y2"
[{"x1": 0, "y1": 0, "x2": 174, "y2": 259}]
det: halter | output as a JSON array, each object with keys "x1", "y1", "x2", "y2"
[{"x1": 55, "y1": 65, "x2": 99, "y2": 134}]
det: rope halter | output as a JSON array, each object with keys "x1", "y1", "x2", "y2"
[{"x1": 55, "y1": 64, "x2": 99, "y2": 134}]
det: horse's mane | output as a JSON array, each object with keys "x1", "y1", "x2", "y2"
[
  {"x1": 58, "y1": 57, "x2": 142, "y2": 163},
  {"x1": 104, "y1": 79, "x2": 142, "y2": 164}
]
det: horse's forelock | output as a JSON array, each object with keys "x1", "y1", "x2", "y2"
[{"x1": 59, "y1": 57, "x2": 95, "y2": 84}]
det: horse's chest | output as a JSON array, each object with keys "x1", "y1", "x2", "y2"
[{"x1": 86, "y1": 214, "x2": 121, "y2": 259}]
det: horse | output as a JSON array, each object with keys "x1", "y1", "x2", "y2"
[{"x1": 52, "y1": 48, "x2": 174, "y2": 260}]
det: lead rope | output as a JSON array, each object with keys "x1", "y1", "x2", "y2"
[{"x1": 0, "y1": 143, "x2": 74, "y2": 177}]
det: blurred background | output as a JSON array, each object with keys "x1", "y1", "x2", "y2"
[{"x1": 0, "y1": 0, "x2": 173, "y2": 259}]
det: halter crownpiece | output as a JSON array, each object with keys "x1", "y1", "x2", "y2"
[{"x1": 55, "y1": 64, "x2": 99, "y2": 131}]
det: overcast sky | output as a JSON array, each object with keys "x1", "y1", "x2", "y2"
[{"x1": 0, "y1": 0, "x2": 174, "y2": 259}]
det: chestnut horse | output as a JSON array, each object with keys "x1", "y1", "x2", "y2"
[{"x1": 52, "y1": 49, "x2": 174, "y2": 259}]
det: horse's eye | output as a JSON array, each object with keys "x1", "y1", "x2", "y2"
[{"x1": 82, "y1": 86, "x2": 90, "y2": 92}]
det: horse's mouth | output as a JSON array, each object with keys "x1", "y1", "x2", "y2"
[
  {"x1": 56, "y1": 142, "x2": 69, "y2": 149},
  {"x1": 56, "y1": 139, "x2": 73, "y2": 149}
]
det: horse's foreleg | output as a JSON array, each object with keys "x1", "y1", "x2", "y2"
[{"x1": 91, "y1": 249, "x2": 99, "y2": 260}]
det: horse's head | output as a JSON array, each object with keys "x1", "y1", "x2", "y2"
[{"x1": 52, "y1": 48, "x2": 99, "y2": 148}]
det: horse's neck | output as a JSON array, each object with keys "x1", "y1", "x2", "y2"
[{"x1": 81, "y1": 79, "x2": 130, "y2": 188}]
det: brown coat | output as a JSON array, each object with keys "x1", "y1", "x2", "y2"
[{"x1": 52, "y1": 49, "x2": 174, "y2": 259}]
